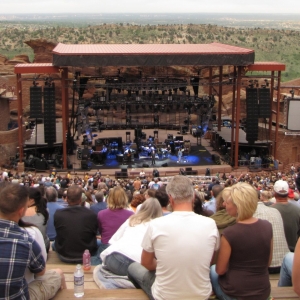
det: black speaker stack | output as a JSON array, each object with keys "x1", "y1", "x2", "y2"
[
  {"x1": 30, "y1": 86, "x2": 43, "y2": 118},
  {"x1": 246, "y1": 88, "x2": 259, "y2": 144},
  {"x1": 43, "y1": 86, "x2": 56, "y2": 144},
  {"x1": 258, "y1": 88, "x2": 271, "y2": 118}
]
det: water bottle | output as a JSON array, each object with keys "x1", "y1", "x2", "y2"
[
  {"x1": 83, "y1": 249, "x2": 91, "y2": 271},
  {"x1": 74, "y1": 264, "x2": 84, "y2": 297}
]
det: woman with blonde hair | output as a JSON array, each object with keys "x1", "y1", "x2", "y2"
[
  {"x1": 100, "y1": 197, "x2": 162, "y2": 275},
  {"x1": 97, "y1": 186, "x2": 134, "y2": 250},
  {"x1": 210, "y1": 182, "x2": 273, "y2": 300}
]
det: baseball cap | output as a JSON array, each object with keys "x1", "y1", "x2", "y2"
[{"x1": 273, "y1": 180, "x2": 289, "y2": 196}]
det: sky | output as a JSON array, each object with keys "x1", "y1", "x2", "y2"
[{"x1": 1, "y1": 0, "x2": 300, "y2": 14}]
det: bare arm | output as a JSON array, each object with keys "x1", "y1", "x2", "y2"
[
  {"x1": 35, "y1": 267, "x2": 46, "y2": 277},
  {"x1": 216, "y1": 236, "x2": 231, "y2": 275},
  {"x1": 292, "y1": 240, "x2": 300, "y2": 296},
  {"x1": 141, "y1": 249, "x2": 157, "y2": 271},
  {"x1": 268, "y1": 238, "x2": 273, "y2": 267}
]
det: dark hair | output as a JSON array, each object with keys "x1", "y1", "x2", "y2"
[
  {"x1": 0, "y1": 183, "x2": 29, "y2": 215},
  {"x1": 193, "y1": 193, "x2": 208, "y2": 216},
  {"x1": 67, "y1": 185, "x2": 82, "y2": 204},
  {"x1": 155, "y1": 189, "x2": 169, "y2": 208},
  {"x1": 28, "y1": 187, "x2": 49, "y2": 225}
]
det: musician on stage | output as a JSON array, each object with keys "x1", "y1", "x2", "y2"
[
  {"x1": 177, "y1": 148, "x2": 183, "y2": 163},
  {"x1": 151, "y1": 149, "x2": 156, "y2": 165}
]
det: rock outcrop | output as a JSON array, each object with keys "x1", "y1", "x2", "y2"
[{"x1": 25, "y1": 39, "x2": 57, "y2": 63}]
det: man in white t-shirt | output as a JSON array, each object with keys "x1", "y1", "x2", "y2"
[{"x1": 128, "y1": 175, "x2": 220, "y2": 300}]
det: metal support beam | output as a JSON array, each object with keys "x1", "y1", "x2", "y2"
[
  {"x1": 231, "y1": 67, "x2": 237, "y2": 166},
  {"x1": 274, "y1": 71, "x2": 281, "y2": 160},
  {"x1": 234, "y1": 66, "x2": 242, "y2": 168},
  {"x1": 218, "y1": 66, "x2": 223, "y2": 131},
  {"x1": 61, "y1": 68, "x2": 68, "y2": 169},
  {"x1": 17, "y1": 73, "x2": 24, "y2": 162}
]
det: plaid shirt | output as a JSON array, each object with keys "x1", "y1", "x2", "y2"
[
  {"x1": 0, "y1": 219, "x2": 45, "y2": 300},
  {"x1": 254, "y1": 202, "x2": 290, "y2": 268}
]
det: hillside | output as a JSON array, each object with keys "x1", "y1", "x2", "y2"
[{"x1": 0, "y1": 22, "x2": 300, "y2": 81}]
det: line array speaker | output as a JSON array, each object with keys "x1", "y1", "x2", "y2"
[
  {"x1": 30, "y1": 86, "x2": 43, "y2": 118},
  {"x1": 43, "y1": 86, "x2": 56, "y2": 144},
  {"x1": 258, "y1": 88, "x2": 271, "y2": 118},
  {"x1": 246, "y1": 88, "x2": 259, "y2": 143}
]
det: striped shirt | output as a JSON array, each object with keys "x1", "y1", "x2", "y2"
[{"x1": 0, "y1": 219, "x2": 45, "y2": 300}]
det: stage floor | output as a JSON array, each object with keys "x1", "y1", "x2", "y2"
[{"x1": 69, "y1": 128, "x2": 217, "y2": 171}]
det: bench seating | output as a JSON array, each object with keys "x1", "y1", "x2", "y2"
[
  {"x1": 48, "y1": 252, "x2": 298, "y2": 299},
  {"x1": 47, "y1": 251, "x2": 148, "y2": 299}
]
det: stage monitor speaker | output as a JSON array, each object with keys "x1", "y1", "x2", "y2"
[
  {"x1": 162, "y1": 163, "x2": 168, "y2": 167},
  {"x1": 186, "y1": 167, "x2": 192, "y2": 171},
  {"x1": 121, "y1": 168, "x2": 128, "y2": 173},
  {"x1": 30, "y1": 86, "x2": 43, "y2": 118},
  {"x1": 43, "y1": 86, "x2": 56, "y2": 144},
  {"x1": 142, "y1": 163, "x2": 149, "y2": 168},
  {"x1": 81, "y1": 160, "x2": 89, "y2": 170}
]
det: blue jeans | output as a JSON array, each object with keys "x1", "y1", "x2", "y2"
[
  {"x1": 105, "y1": 252, "x2": 134, "y2": 276},
  {"x1": 278, "y1": 252, "x2": 294, "y2": 286},
  {"x1": 210, "y1": 265, "x2": 237, "y2": 300},
  {"x1": 127, "y1": 262, "x2": 155, "y2": 300}
]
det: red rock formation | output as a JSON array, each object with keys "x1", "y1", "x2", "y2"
[{"x1": 24, "y1": 39, "x2": 57, "y2": 63}]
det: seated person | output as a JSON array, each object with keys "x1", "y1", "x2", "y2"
[
  {"x1": 97, "y1": 187, "x2": 134, "y2": 255},
  {"x1": 210, "y1": 183, "x2": 273, "y2": 300},
  {"x1": 0, "y1": 183, "x2": 65, "y2": 300},
  {"x1": 100, "y1": 198, "x2": 162, "y2": 276},
  {"x1": 54, "y1": 185, "x2": 98, "y2": 263}
]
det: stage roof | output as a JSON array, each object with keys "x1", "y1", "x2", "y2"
[{"x1": 52, "y1": 42, "x2": 255, "y2": 67}]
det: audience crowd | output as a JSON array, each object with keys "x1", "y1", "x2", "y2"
[{"x1": 1, "y1": 165, "x2": 300, "y2": 299}]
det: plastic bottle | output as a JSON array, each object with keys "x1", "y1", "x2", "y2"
[
  {"x1": 74, "y1": 264, "x2": 84, "y2": 297},
  {"x1": 83, "y1": 249, "x2": 91, "y2": 271}
]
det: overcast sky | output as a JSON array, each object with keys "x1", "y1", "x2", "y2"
[{"x1": 1, "y1": 0, "x2": 300, "y2": 14}]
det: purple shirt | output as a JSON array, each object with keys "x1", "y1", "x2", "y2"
[{"x1": 98, "y1": 209, "x2": 134, "y2": 244}]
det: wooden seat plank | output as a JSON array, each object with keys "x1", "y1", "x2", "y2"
[
  {"x1": 54, "y1": 289, "x2": 148, "y2": 300},
  {"x1": 271, "y1": 286, "x2": 298, "y2": 299}
]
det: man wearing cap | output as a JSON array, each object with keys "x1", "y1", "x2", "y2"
[{"x1": 272, "y1": 180, "x2": 300, "y2": 252}]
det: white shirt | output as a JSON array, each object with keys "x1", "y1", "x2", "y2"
[
  {"x1": 142, "y1": 211, "x2": 220, "y2": 300},
  {"x1": 24, "y1": 226, "x2": 47, "y2": 284},
  {"x1": 101, "y1": 220, "x2": 151, "y2": 263}
]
